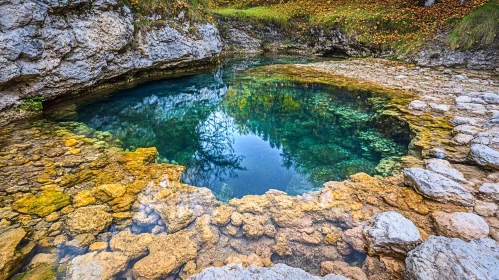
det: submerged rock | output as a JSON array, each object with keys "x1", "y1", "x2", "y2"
[
  {"x1": 66, "y1": 251, "x2": 129, "y2": 280},
  {"x1": 321, "y1": 261, "x2": 367, "y2": 280},
  {"x1": 12, "y1": 191, "x2": 70, "y2": 217},
  {"x1": 403, "y1": 168, "x2": 474, "y2": 206},
  {"x1": 364, "y1": 212, "x2": 422, "y2": 258},
  {"x1": 187, "y1": 263, "x2": 348, "y2": 280},
  {"x1": 0, "y1": 227, "x2": 34, "y2": 280},
  {"x1": 432, "y1": 211, "x2": 489, "y2": 241},
  {"x1": 110, "y1": 230, "x2": 153, "y2": 259},
  {"x1": 470, "y1": 144, "x2": 499, "y2": 170},
  {"x1": 406, "y1": 236, "x2": 499, "y2": 280}
]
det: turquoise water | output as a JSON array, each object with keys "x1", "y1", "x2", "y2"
[{"x1": 69, "y1": 56, "x2": 409, "y2": 200}]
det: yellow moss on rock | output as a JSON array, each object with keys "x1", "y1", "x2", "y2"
[{"x1": 12, "y1": 191, "x2": 70, "y2": 217}]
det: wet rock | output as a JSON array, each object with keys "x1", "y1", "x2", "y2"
[
  {"x1": 28, "y1": 253, "x2": 57, "y2": 268},
  {"x1": 12, "y1": 191, "x2": 70, "y2": 217},
  {"x1": 364, "y1": 212, "x2": 422, "y2": 258},
  {"x1": 65, "y1": 233, "x2": 96, "y2": 254},
  {"x1": 362, "y1": 256, "x2": 405, "y2": 280},
  {"x1": 404, "y1": 168, "x2": 474, "y2": 206},
  {"x1": 160, "y1": 206, "x2": 196, "y2": 233},
  {"x1": 242, "y1": 214, "x2": 266, "y2": 239},
  {"x1": 0, "y1": 227, "x2": 33, "y2": 279},
  {"x1": 224, "y1": 253, "x2": 264, "y2": 267},
  {"x1": 321, "y1": 261, "x2": 367, "y2": 280},
  {"x1": 89, "y1": 242, "x2": 108, "y2": 252},
  {"x1": 132, "y1": 232, "x2": 197, "y2": 279},
  {"x1": 342, "y1": 226, "x2": 366, "y2": 252},
  {"x1": 406, "y1": 236, "x2": 499, "y2": 280},
  {"x1": 132, "y1": 211, "x2": 160, "y2": 227},
  {"x1": 93, "y1": 184, "x2": 126, "y2": 202},
  {"x1": 110, "y1": 229, "x2": 153, "y2": 259},
  {"x1": 432, "y1": 211, "x2": 489, "y2": 241},
  {"x1": 195, "y1": 215, "x2": 219, "y2": 245},
  {"x1": 66, "y1": 205, "x2": 112, "y2": 235},
  {"x1": 187, "y1": 263, "x2": 348, "y2": 280},
  {"x1": 12, "y1": 263, "x2": 56, "y2": 280},
  {"x1": 470, "y1": 144, "x2": 499, "y2": 170},
  {"x1": 66, "y1": 251, "x2": 129, "y2": 280},
  {"x1": 479, "y1": 183, "x2": 499, "y2": 202},
  {"x1": 73, "y1": 190, "x2": 96, "y2": 208},
  {"x1": 425, "y1": 159, "x2": 467, "y2": 183}
]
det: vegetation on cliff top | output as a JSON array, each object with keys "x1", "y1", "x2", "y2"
[{"x1": 211, "y1": 0, "x2": 491, "y2": 52}]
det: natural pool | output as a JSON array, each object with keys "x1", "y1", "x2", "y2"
[{"x1": 50, "y1": 56, "x2": 410, "y2": 200}]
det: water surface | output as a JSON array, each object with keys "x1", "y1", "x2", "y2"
[{"x1": 62, "y1": 56, "x2": 409, "y2": 200}]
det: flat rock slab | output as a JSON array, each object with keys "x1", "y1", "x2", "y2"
[
  {"x1": 406, "y1": 236, "x2": 499, "y2": 280},
  {"x1": 470, "y1": 144, "x2": 499, "y2": 170},
  {"x1": 364, "y1": 211, "x2": 422, "y2": 258},
  {"x1": 433, "y1": 211, "x2": 490, "y2": 241},
  {"x1": 187, "y1": 264, "x2": 348, "y2": 280},
  {"x1": 426, "y1": 159, "x2": 467, "y2": 183},
  {"x1": 404, "y1": 168, "x2": 474, "y2": 206}
]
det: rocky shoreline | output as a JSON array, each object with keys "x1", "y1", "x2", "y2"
[{"x1": 0, "y1": 58, "x2": 497, "y2": 279}]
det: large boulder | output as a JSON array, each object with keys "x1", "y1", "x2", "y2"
[
  {"x1": 66, "y1": 205, "x2": 112, "y2": 235},
  {"x1": 364, "y1": 212, "x2": 423, "y2": 258},
  {"x1": 406, "y1": 236, "x2": 499, "y2": 280},
  {"x1": 432, "y1": 211, "x2": 489, "y2": 241},
  {"x1": 470, "y1": 144, "x2": 499, "y2": 170},
  {"x1": 404, "y1": 168, "x2": 474, "y2": 206},
  {"x1": 187, "y1": 263, "x2": 348, "y2": 280},
  {"x1": 65, "y1": 251, "x2": 129, "y2": 280}
]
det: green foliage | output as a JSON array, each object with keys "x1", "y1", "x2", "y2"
[
  {"x1": 447, "y1": 2, "x2": 499, "y2": 50},
  {"x1": 212, "y1": 7, "x2": 291, "y2": 26},
  {"x1": 20, "y1": 96, "x2": 44, "y2": 112}
]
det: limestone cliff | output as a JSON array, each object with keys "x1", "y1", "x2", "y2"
[{"x1": 0, "y1": 0, "x2": 222, "y2": 115}]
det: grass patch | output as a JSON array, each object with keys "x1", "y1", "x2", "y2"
[
  {"x1": 213, "y1": 7, "x2": 292, "y2": 25},
  {"x1": 20, "y1": 96, "x2": 44, "y2": 112},
  {"x1": 446, "y1": 2, "x2": 499, "y2": 50}
]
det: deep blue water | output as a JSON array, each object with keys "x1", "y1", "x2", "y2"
[{"x1": 69, "y1": 56, "x2": 408, "y2": 200}]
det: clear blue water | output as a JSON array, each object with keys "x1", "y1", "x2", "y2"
[{"x1": 66, "y1": 56, "x2": 409, "y2": 200}]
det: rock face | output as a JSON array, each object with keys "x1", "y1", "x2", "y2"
[
  {"x1": 364, "y1": 212, "x2": 423, "y2": 258},
  {"x1": 432, "y1": 211, "x2": 490, "y2": 241},
  {"x1": 470, "y1": 144, "x2": 499, "y2": 170},
  {"x1": 404, "y1": 168, "x2": 474, "y2": 206},
  {"x1": 406, "y1": 236, "x2": 499, "y2": 280},
  {"x1": 187, "y1": 264, "x2": 348, "y2": 280},
  {"x1": 65, "y1": 251, "x2": 129, "y2": 280},
  {"x1": 0, "y1": 0, "x2": 221, "y2": 119}
]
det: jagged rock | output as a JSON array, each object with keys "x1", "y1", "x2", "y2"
[
  {"x1": 404, "y1": 168, "x2": 474, "y2": 206},
  {"x1": 479, "y1": 183, "x2": 499, "y2": 202},
  {"x1": 66, "y1": 251, "x2": 129, "y2": 280},
  {"x1": 92, "y1": 184, "x2": 126, "y2": 202},
  {"x1": 187, "y1": 263, "x2": 348, "y2": 280},
  {"x1": 132, "y1": 232, "x2": 197, "y2": 279},
  {"x1": 159, "y1": 206, "x2": 196, "y2": 233},
  {"x1": 0, "y1": 227, "x2": 34, "y2": 280},
  {"x1": 321, "y1": 261, "x2": 367, "y2": 280},
  {"x1": 195, "y1": 215, "x2": 219, "y2": 245},
  {"x1": 342, "y1": 226, "x2": 366, "y2": 252},
  {"x1": 12, "y1": 191, "x2": 70, "y2": 217},
  {"x1": 470, "y1": 144, "x2": 499, "y2": 170},
  {"x1": 66, "y1": 205, "x2": 112, "y2": 235},
  {"x1": 211, "y1": 205, "x2": 234, "y2": 226},
  {"x1": 110, "y1": 229, "x2": 153, "y2": 259},
  {"x1": 425, "y1": 159, "x2": 467, "y2": 183},
  {"x1": 432, "y1": 211, "x2": 489, "y2": 241},
  {"x1": 364, "y1": 212, "x2": 423, "y2": 258},
  {"x1": 406, "y1": 236, "x2": 499, "y2": 280}
]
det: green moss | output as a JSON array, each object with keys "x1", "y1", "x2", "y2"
[
  {"x1": 447, "y1": 2, "x2": 499, "y2": 50},
  {"x1": 12, "y1": 191, "x2": 71, "y2": 217},
  {"x1": 11, "y1": 264, "x2": 56, "y2": 280},
  {"x1": 20, "y1": 97, "x2": 44, "y2": 112}
]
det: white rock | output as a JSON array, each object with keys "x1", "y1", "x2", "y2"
[
  {"x1": 479, "y1": 183, "x2": 499, "y2": 202},
  {"x1": 187, "y1": 264, "x2": 349, "y2": 280},
  {"x1": 404, "y1": 168, "x2": 474, "y2": 206},
  {"x1": 470, "y1": 144, "x2": 499, "y2": 170},
  {"x1": 364, "y1": 212, "x2": 422, "y2": 257},
  {"x1": 474, "y1": 200, "x2": 498, "y2": 217},
  {"x1": 406, "y1": 236, "x2": 499, "y2": 280},
  {"x1": 408, "y1": 100, "x2": 427, "y2": 111},
  {"x1": 429, "y1": 103, "x2": 449, "y2": 113},
  {"x1": 425, "y1": 159, "x2": 468, "y2": 183},
  {"x1": 433, "y1": 211, "x2": 489, "y2": 241}
]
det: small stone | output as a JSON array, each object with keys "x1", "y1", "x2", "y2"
[
  {"x1": 364, "y1": 212, "x2": 422, "y2": 258},
  {"x1": 479, "y1": 183, "x2": 499, "y2": 202},
  {"x1": 211, "y1": 205, "x2": 234, "y2": 226},
  {"x1": 408, "y1": 100, "x2": 427, "y2": 111},
  {"x1": 231, "y1": 212, "x2": 243, "y2": 226},
  {"x1": 28, "y1": 253, "x2": 57, "y2": 268},
  {"x1": 342, "y1": 226, "x2": 366, "y2": 252},
  {"x1": 474, "y1": 200, "x2": 498, "y2": 217},
  {"x1": 66, "y1": 251, "x2": 129, "y2": 280},
  {"x1": 89, "y1": 242, "x2": 108, "y2": 252},
  {"x1": 73, "y1": 190, "x2": 96, "y2": 208},
  {"x1": 93, "y1": 184, "x2": 126, "y2": 202},
  {"x1": 321, "y1": 261, "x2": 368, "y2": 280},
  {"x1": 429, "y1": 103, "x2": 449, "y2": 113},
  {"x1": 470, "y1": 144, "x2": 499, "y2": 170},
  {"x1": 44, "y1": 212, "x2": 60, "y2": 222},
  {"x1": 433, "y1": 211, "x2": 489, "y2": 241},
  {"x1": 110, "y1": 230, "x2": 153, "y2": 259},
  {"x1": 66, "y1": 205, "x2": 112, "y2": 235}
]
